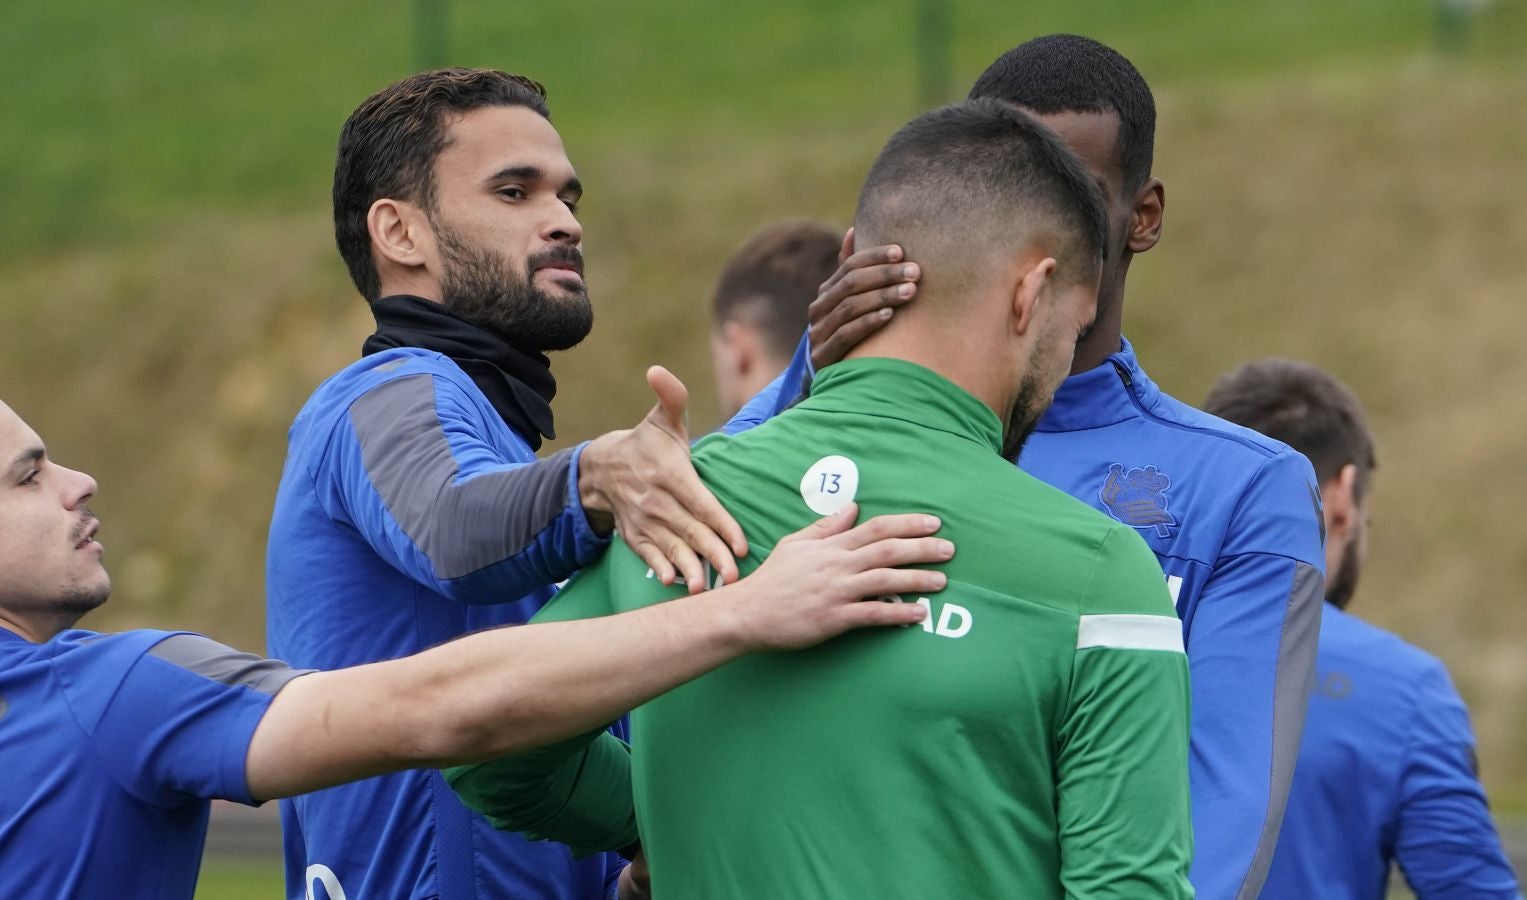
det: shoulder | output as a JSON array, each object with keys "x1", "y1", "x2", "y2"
[
  {"x1": 1144, "y1": 389, "x2": 1313, "y2": 477},
  {"x1": 294, "y1": 350, "x2": 485, "y2": 434},
  {"x1": 1320, "y1": 608, "x2": 1454, "y2": 703}
]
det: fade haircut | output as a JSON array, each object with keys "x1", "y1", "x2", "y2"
[
  {"x1": 1204, "y1": 359, "x2": 1379, "y2": 500},
  {"x1": 333, "y1": 68, "x2": 551, "y2": 302},
  {"x1": 712, "y1": 219, "x2": 841, "y2": 360},
  {"x1": 970, "y1": 34, "x2": 1156, "y2": 192},
  {"x1": 854, "y1": 99, "x2": 1107, "y2": 298}
]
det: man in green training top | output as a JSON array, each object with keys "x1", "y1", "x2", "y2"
[{"x1": 447, "y1": 100, "x2": 1194, "y2": 899}]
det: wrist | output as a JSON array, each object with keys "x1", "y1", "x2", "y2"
[
  {"x1": 577, "y1": 435, "x2": 618, "y2": 534},
  {"x1": 706, "y1": 579, "x2": 762, "y2": 654}
]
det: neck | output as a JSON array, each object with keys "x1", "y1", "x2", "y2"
[
  {"x1": 0, "y1": 608, "x2": 75, "y2": 643},
  {"x1": 845, "y1": 313, "x2": 1016, "y2": 421},
  {"x1": 1070, "y1": 255, "x2": 1131, "y2": 373}
]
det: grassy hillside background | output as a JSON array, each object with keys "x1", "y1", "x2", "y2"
[{"x1": 3, "y1": 0, "x2": 1526, "y2": 843}]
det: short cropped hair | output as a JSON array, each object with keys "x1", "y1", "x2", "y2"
[
  {"x1": 1204, "y1": 359, "x2": 1379, "y2": 500},
  {"x1": 970, "y1": 34, "x2": 1156, "y2": 192},
  {"x1": 712, "y1": 219, "x2": 841, "y2": 360},
  {"x1": 333, "y1": 68, "x2": 551, "y2": 302},
  {"x1": 854, "y1": 99, "x2": 1107, "y2": 295}
]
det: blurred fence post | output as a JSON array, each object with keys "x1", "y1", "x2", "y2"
[
  {"x1": 415, "y1": 0, "x2": 450, "y2": 70},
  {"x1": 915, "y1": 0, "x2": 952, "y2": 108}
]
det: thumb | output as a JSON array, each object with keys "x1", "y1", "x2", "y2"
[{"x1": 645, "y1": 365, "x2": 689, "y2": 438}]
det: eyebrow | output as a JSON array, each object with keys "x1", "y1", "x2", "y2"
[
  {"x1": 485, "y1": 165, "x2": 583, "y2": 200},
  {"x1": 6, "y1": 447, "x2": 43, "y2": 477}
]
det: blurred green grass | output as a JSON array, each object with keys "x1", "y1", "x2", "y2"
[
  {"x1": 3, "y1": 0, "x2": 1527, "y2": 819},
  {"x1": 2, "y1": 0, "x2": 1519, "y2": 260},
  {"x1": 196, "y1": 860, "x2": 282, "y2": 899}
]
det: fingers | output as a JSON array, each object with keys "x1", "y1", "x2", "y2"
[
  {"x1": 676, "y1": 512, "x2": 740, "y2": 587},
  {"x1": 631, "y1": 540, "x2": 677, "y2": 586},
  {"x1": 644, "y1": 365, "x2": 690, "y2": 439},
  {"x1": 834, "y1": 595, "x2": 934, "y2": 631},
  {"x1": 815, "y1": 243, "x2": 904, "y2": 302},
  {"x1": 834, "y1": 512, "x2": 942, "y2": 551},
  {"x1": 808, "y1": 257, "x2": 920, "y2": 369},
  {"x1": 675, "y1": 485, "x2": 748, "y2": 573},
  {"x1": 780, "y1": 503, "x2": 859, "y2": 545},
  {"x1": 849, "y1": 566, "x2": 949, "y2": 599},
  {"x1": 854, "y1": 536, "x2": 955, "y2": 570}
]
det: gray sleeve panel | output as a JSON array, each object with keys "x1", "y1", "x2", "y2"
[
  {"x1": 349, "y1": 374, "x2": 577, "y2": 581},
  {"x1": 147, "y1": 634, "x2": 313, "y2": 696},
  {"x1": 1236, "y1": 559, "x2": 1324, "y2": 900}
]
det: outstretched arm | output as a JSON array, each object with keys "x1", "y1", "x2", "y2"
[{"x1": 245, "y1": 505, "x2": 951, "y2": 801}]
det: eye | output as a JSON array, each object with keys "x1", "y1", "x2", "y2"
[
  {"x1": 497, "y1": 186, "x2": 527, "y2": 201},
  {"x1": 561, "y1": 197, "x2": 581, "y2": 214},
  {"x1": 18, "y1": 468, "x2": 38, "y2": 487}
]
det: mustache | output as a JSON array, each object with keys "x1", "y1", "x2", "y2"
[
  {"x1": 529, "y1": 245, "x2": 584, "y2": 276},
  {"x1": 69, "y1": 508, "x2": 96, "y2": 545}
]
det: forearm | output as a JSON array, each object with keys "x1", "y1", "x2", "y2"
[{"x1": 247, "y1": 586, "x2": 752, "y2": 800}]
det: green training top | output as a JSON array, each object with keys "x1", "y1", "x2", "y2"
[{"x1": 448, "y1": 358, "x2": 1194, "y2": 899}]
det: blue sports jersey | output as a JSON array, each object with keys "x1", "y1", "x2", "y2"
[
  {"x1": 267, "y1": 347, "x2": 628, "y2": 900},
  {"x1": 0, "y1": 627, "x2": 305, "y2": 900},
  {"x1": 1020, "y1": 339, "x2": 1326, "y2": 900},
  {"x1": 739, "y1": 336, "x2": 1326, "y2": 900},
  {"x1": 1263, "y1": 604, "x2": 1521, "y2": 899}
]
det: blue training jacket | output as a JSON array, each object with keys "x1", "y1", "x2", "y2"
[
  {"x1": 266, "y1": 347, "x2": 625, "y2": 900},
  {"x1": 738, "y1": 336, "x2": 1327, "y2": 900},
  {"x1": 1264, "y1": 604, "x2": 1521, "y2": 900},
  {"x1": 0, "y1": 628, "x2": 307, "y2": 900}
]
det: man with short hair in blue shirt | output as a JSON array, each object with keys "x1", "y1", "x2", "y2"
[
  {"x1": 0, "y1": 395, "x2": 946, "y2": 900},
  {"x1": 1205, "y1": 358, "x2": 1521, "y2": 900}
]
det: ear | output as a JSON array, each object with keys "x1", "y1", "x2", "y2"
[
  {"x1": 367, "y1": 198, "x2": 432, "y2": 271},
  {"x1": 1127, "y1": 177, "x2": 1166, "y2": 254},
  {"x1": 1011, "y1": 256, "x2": 1057, "y2": 336},
  {"x1": 723, "y1": 320, "x2": 767, "y2": 378},
  {"x1": 1320, "y1": 463, "x2": 1359, "y2": 545}
]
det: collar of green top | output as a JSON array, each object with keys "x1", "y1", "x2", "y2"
[{"x1": 804, "y1": 357, "x2": 1003, "y2": 455}]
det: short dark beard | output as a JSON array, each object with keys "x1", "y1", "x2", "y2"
[
  {"x1": 1325, "y1": 533, "x2": 1362, "y2": 611},
  {"x1": 434, "y1": 222, "x2": 594, "y2": 352},
  {"x1": 55, "y1": 582, "x2": 110, "y2": 619},
  {"x1": 1001, "y1": 374, "x2": 1042, "y2": 462}
]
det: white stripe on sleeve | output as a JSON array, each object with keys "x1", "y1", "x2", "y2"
[{"x1": 1076, "y1": 614, "x2": 1185, "y2": 653}]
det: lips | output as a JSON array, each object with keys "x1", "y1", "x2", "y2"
[{"x1": 74, "y1": 518, "x2": 99, "y2": 549}]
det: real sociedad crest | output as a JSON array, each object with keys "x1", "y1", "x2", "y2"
[{"x1": 1099, "y1": 463, "x2": 1177, "y2": 538}]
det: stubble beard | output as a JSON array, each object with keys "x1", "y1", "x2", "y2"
[
  {"x1": 435, "y1": 222, "x2": 594, "y2": 352},
  {"x1": 1001, "y1": 373, "x2": 1043, "y2": 463},
  {"x1": 1325, "y1": 533, "x2": 1363, "y2": 611}
]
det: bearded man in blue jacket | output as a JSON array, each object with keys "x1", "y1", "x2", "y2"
[
  {"x1": 1206, "y1": 359, "x2": 1520, "y2": 900},
  {"x1": 265, "y1": 69, "x2": 799, "y2": 900}
]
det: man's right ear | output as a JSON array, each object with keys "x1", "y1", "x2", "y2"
[{"x1": 366, "y1": 198, "x2": 431, "y2": 270}]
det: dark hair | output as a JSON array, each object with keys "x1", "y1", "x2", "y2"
[
  {"x1": 855, "y1": 99, "x2": 1107, "y2": 289},
  {"x1": 333, "y1": 68, "x2": 551, "y2": 301},
  {"x1": 969, "y1": 34, "x2": 1156, "y2": 192},
  {"x1": 1203, "y1": 359, "x2": 1378, "y2": 500},
  {"x1": 712, "y1": 219, "x2": 841, "y2": 360}
]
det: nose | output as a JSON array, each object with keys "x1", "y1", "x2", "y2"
[
  {"x1": 59, "y1": 464, "x2": 97, "y2": 510},
  {"x1": 543, "y1": 200, "x2": 582, "y2": 246}
]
